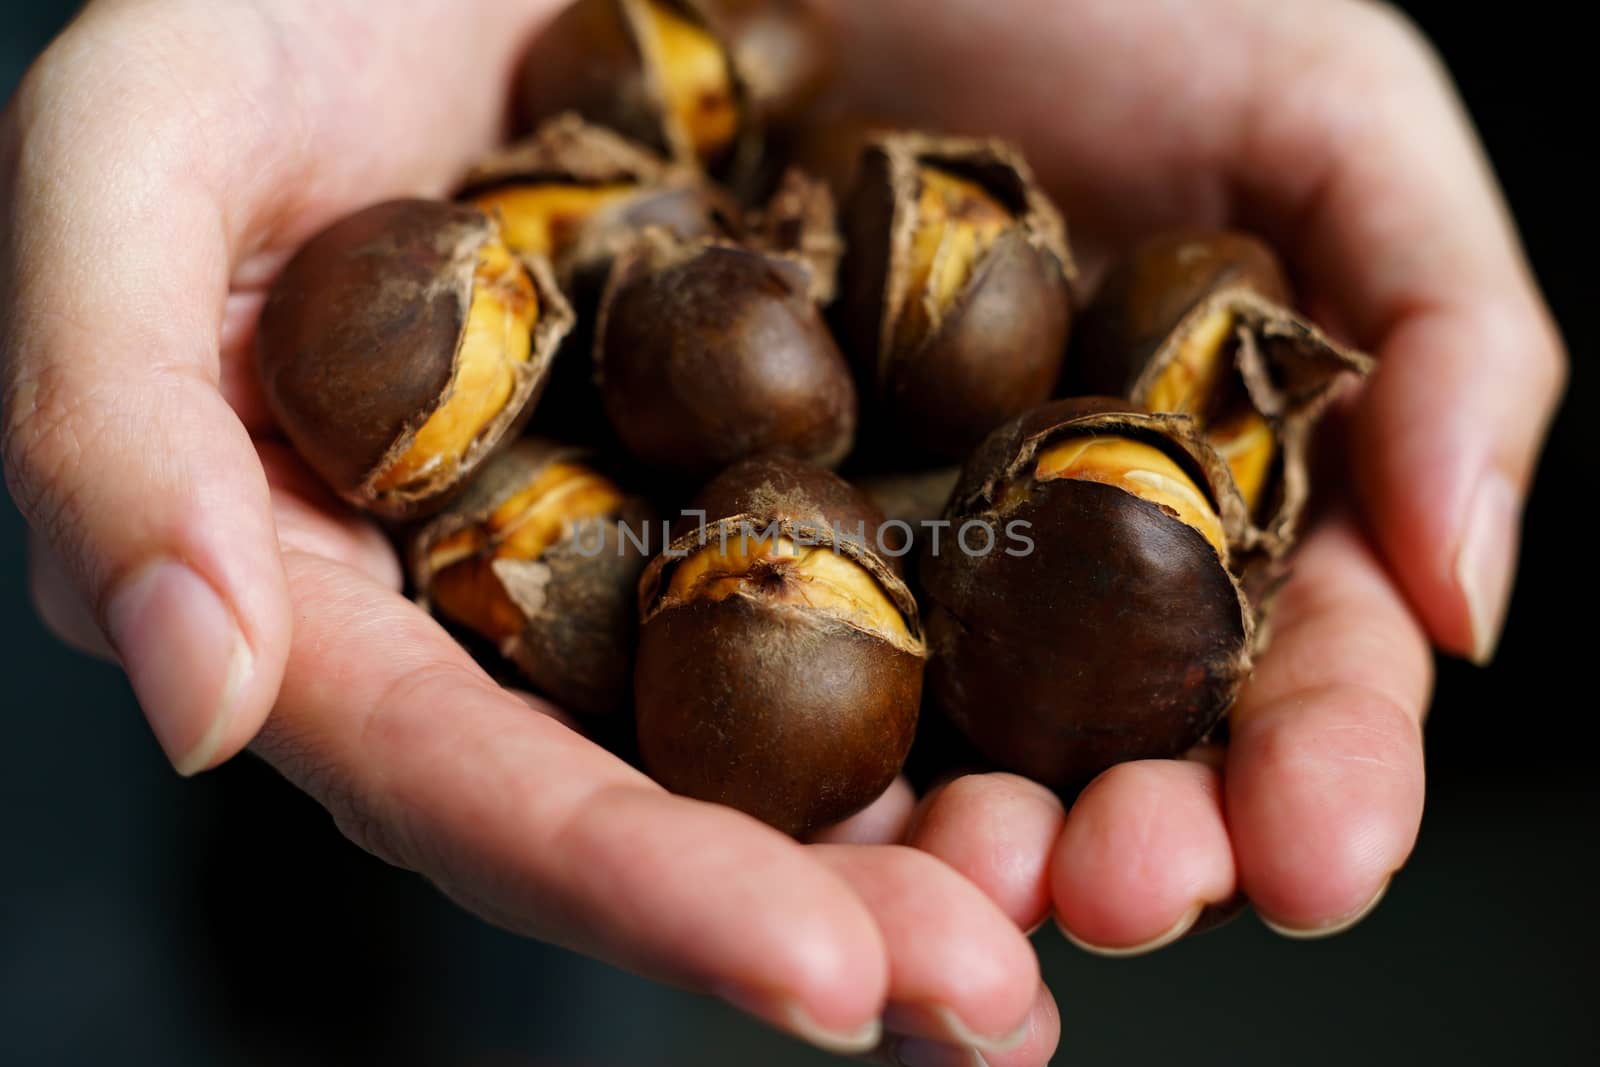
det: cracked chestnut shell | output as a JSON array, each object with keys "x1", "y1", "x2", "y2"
[
  {"x1": 596, "y1": 233, "x2": 856, "y2": 479},
  {"x1": 410, "y1": 440, "x2": 654, "y2": 717},
  {"x1": 460, "y1": 114, "x2": 738, "y2": 292},
  {"x1": 920, "y1": 398, "x2": 1253, "y2": 791},
  {"x1": 1068, "y1": 230, "x2": 1373, "y2": 557},
  {"x1": 839, "y1": 133, "x2": 1077, "y2": 463},
  {"x1": 514, "y1": 0, "x2": 828, "y2": 183},
  {"x1": 635, "y1": 455, "x2": 927, "y2": 837},
  {"x1": 257, "y1": 200, "x2": 573, "y2": 520}
]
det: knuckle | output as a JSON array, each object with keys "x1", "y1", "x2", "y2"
[{"x1": 1, "y1": 355, "x2": 107, "y2": 547}]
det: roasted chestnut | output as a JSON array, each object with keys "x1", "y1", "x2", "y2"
[
  {"x1": 1069, "y1": 230, "x2": 1373, "y2": 554},
  {"x1": 919, "y1": 398, "x2": 1253, "y2": 791},
  {"x1": 515, "y1": 0, "x2": 828, "y2": 181},
  {"x1": 460, "y1": 114, "x2": 736, "y2": 290},
  {"x1": 635, "y1": 455, "x2": 926, "y2": 837},
  {"x1": 596, "y1": 233, "x2": 856, "y2": 479},
  {"x1": 839, "y1": 133, "x2": 1076, "y2": 463},
  {"x1": 256, "y1": 200, "x2": 574, "y2": 520},
  {"x1": 410, "y1": 440, "x2": 654, "y2": 717}
]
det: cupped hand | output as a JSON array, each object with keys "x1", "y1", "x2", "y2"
[
  {"x1": 2, "y1": 1, "x2": 1050, "y2": 1062},
  {"x1": 820, "y1": 0, "x2": 1565, "y2": 950},
  {"x1": 2, "y1": 0, "x2": 1567, "y2": 1062}
]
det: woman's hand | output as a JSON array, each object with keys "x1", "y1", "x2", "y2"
[
  {"x1": 820, "y1": 0, "x2": 1565, "y2": 953},
  {"x1": 2, "y1": 2, "x2": 1052, "y2": 1063}
]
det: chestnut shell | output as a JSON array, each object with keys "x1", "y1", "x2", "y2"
[
  {"x1": 839, "y1": 133, "x2": 1076, "y2": 463},
  {"x1": 921, "y1": 398, "x2": 1252, "y2": 791},
  {"x1": 1068, "y1": 230, "x2": 1374, "y2": 556},
  {"x1": 635, "y1": 455, "x2": 925, "y2": 837},
  {"x1": 256, "y1": 200, "x2": 573, "y2": 520},
  {"x1": 596, "y1": 236, "x2": 856, "y2": 479},
  {"x1": 410, "y1": 440, "x2": 653, "y2": 717}
]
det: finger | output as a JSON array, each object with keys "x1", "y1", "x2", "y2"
[
  {"x1": 1227, "y1": 6, "x2": 1566, "y2": 663},
  {"x1": 256, "y1": 440, "x2": 401, "y2": 590},
  {"x1": 27, "y1": 531, "x2": 114, "y2": 661},
  {"x1": 904, "y1": 774, "x2": 1065, "y2": 932},
  {"x1": 1226, "y1": 519, "x2": 1431, "y2": 936},
  {"x1": 880, "y1": 983, "x2": 1059, "y2": 1067},
  {"x1": 2, "y1": 48, "x2": 290, "y2": 776},
  {"x1": 813, "y1": 845, "x2": 1039, "y2": 1055},
  {"x1": 812, "y1": 778, "x2": 919, "y2": 845},
  {"x1": 258, "y1": 550, "x2": 890, "y2": 1054},
  {"x1": 1051, "y1": 760, "x2": 1235, "y2": 956}
]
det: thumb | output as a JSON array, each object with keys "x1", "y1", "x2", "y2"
[{"x1": 1, "y1": 76, "x2": 290, "y2": 775}]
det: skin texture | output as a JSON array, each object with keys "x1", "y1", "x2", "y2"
[
  {"x1": 597, "y1": 240, "x2": 856, "y2": 477},
  {"x1": 0, "y1": 2, "x2": 1567, "y2": 1064}
]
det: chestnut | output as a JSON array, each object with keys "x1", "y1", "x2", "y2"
[
  {"x1": 635, "y1": 455, "x2": 927, "y2": 837},
  {"x1": 515, "y1": 0, "x2": 828, "y2": 181},
  {"x1": 1069, "y1": 230, "x2": 1373, "y2": 554},
  {"x1": 459, "y1": 114, "x2": 738, "y2": 291},
  {"x1": 838, "y1": 133, "x2": 1077, "y2": 463},
  {"x1": 595, "y1": 233, "x2": 856, "y2": 479},
  {"x1": 410, "y1": 439, "x2": 654, "y2": 717},
  {"x1": 257, "y1": 200, "x2": 574, "y2": 520},
  {"x1": 919, "y1": 398, "x2": 1253, "y2": 791}
]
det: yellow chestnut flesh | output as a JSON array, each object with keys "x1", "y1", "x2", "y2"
[
  {"x1": 471, "y1": 183, "x2": 639, "y2": 260},
  {"x1": 1210, "y1": 411, "x2": 1276, "y2": 513},
  {"x1": 429, "y1": 462, "x2": 626, "y2": 642},
  {"x1": 894, "y1": 167, "x2": 1013, "y2": 355},
  {"x1": 1034, "y1": 436, "x2": 1227, "y2": 557},
  {"x1": 667, "y1": 535, "x2": 911, "y2": 644},
  {"x1": 638, "y1": 0, "x2": 739, "y2": 163},
  {"x1": 375, "y1": 238, "x2": 538, "y2": 493},
  {"x1": 1145, "y1": 306, "x2": 1278, "y2": 513},
  {"x1": 1146, "y1": 307, "x2": 1235, "y2": 416}
]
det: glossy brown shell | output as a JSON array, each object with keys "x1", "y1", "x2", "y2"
[
  {"x1": 256, "y1": 200, "x2": 574, "y2": 521},
  {"x1": 410, "y1": 440, "x2": 653, "y2": 717},
  {"x1": 839, "y1": 133, "x2": 1077, "y2": 462},
  {"x1": 635, "y1": 455, "x2": 926, "y2": 837},
  {"x1": 596, "y1": 235, "x2": 856, "y2": 479},
  {"x1": 1069, "y1": 230, "x2": 1375, "y2": 555},
  {"x1": 922, "y1": 398, "x2": 1253, "y2": 791}
]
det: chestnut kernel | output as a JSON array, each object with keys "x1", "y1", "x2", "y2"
[
  {"x1": 635, "y1": 455, "x2": 926, "y2": 837},
  {"x1": 920, "y1": 398, "x2": 1253, "y2": 791},
  {"x1": 257, "y1": 200, "x2": 574, "y2": 520},
  {"x1": 839, "y1": 133, "x2": 1077, "y2": 462},
  {"x1": 1069, "y1": 230, "x2": 1374, "y2": 554},
  {"x1": 410, "y1": 440, "x2": 654, "y2": 717},
  {"x1": 595, "y1": 233, "x2": 856, "y2": 479}
]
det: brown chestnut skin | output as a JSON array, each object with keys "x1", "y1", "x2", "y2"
[
  {"x1": 920, "y1": 398, "x2": 1253, "y2": 792},
  {"x1": 839, "y1": 133, "x2": 1077, "y2": 464},
  {"x1": 635, "y1": 455, "x2": 926, "y2": 838},
  {"x1": 257, "y1": 200, "x2": 574, "y2": 521},
  {"x1": 1068, "y1": 230, "x2": 1373, "y2": 555},
  {"x1": 410, "y1": 440, "x2": 654, "y2": 717},
  {"x1": 515, "y1": 0, "x2": 826, "y2": 185},
  {"x1": 596, "y1": 235, "x2": 856, "y2": 479}
]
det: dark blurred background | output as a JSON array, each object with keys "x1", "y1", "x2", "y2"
[{"x1": 2, "y1": 3, "x2": 1593, "y2": 1065}]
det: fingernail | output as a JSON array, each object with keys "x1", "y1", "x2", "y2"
[
  {"x1": 716, "y1": 985, "x2": 881, "y2": 1055},
  {"x1": 1057, "y1": 902, "x2": 1202, "y2": 959},
  {"x1": 1457, "y1": 472, "x2": 1520, "y2": 665},
  {"x1": 1258, "y1": 877, "x2": 1391, "y2": 941},
  {"x1": 104, "y1": 559, "x2": 252, "y2": 777},
  {"x1": 894, "y1": 1038, "x2": 988, "y2": 1067},
  {"x1": 881, "y1": 1003, "x2": 1029, "y2": 1053}
]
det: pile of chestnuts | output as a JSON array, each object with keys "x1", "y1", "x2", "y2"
[{"x1": 257, "y1": 0, "x2": 1373, "y2": 837}]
